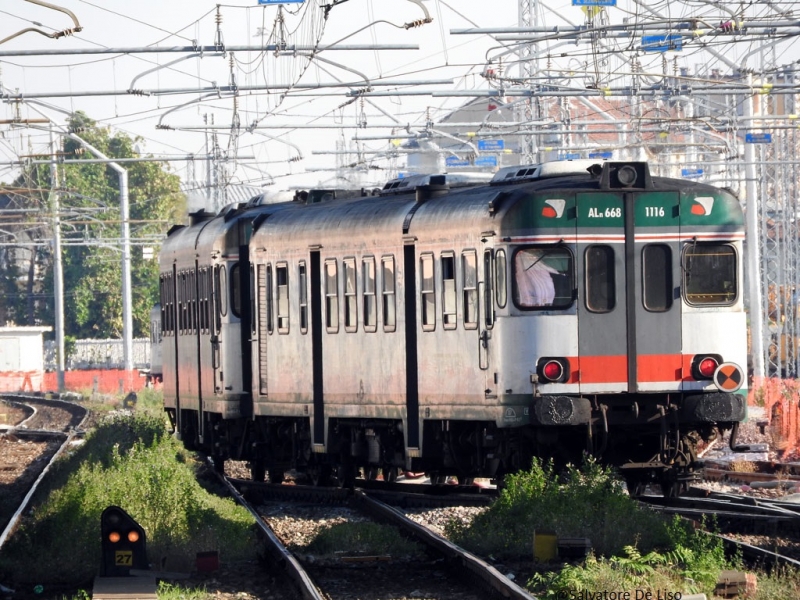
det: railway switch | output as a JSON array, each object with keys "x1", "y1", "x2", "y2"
[{"x1": 100, "y1": 506, "x2": 148, "y2": 576}]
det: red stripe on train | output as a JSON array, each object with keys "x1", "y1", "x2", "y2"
[{"x1": 568, "y1": 354, "x2": 698, "y2": 383}]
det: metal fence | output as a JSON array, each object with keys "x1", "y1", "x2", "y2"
[{"x1": 44, "y1": 338, "x2": 151, "y2": 371}]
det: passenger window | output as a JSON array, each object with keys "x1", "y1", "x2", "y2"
[
  {"x1": 198, "y1": 270, "x2": 205, "y2": 333},
  {"x1": 218, "y1": 265, "x2": 228, "y2": 317},
  {"x1": 172, "y1": 275, "x2": 176, "y2": 334},
  {"x1": 231, "y1": 264, "x2": 241, "y2": 318},
  {"x1": 585, "y1": 245, "x2": 615, "y2": 313},
  {"x1": 325, "y1": 259, "x2": 339, "y2": 332},
  {"x1": 276, "y1": 263, "x2": 289, "y2": 333},
  {"x1": 441, "y1": 254, "x2": 456, "y2": 330},
  {"x1": 202, "y1": 268, "x2": 210, "y2": 334},
  {"x1": 363, "y1": 257, "x2": 377, "y2": 332},
  {"x1": 256, "y1": 264, "x2": 269, "y2": 395},
  {"x1": 159, "y1": 276, "x2": 166, "y2": 335},
  {"x1": 513, "y1": 246, "x2": 574, "y2": 309},
  {"x1": 179, "y1": 272, "x2": 186, "y2": 333},
  {"x1": 206, "y1": 268, "x2": 213, "y2": 333},
  {"x1": 684, "y1": 243, "x2": 736, "y2": 305},
  {"x1": 298, "y1": 262, "x2": 308, "y2": 334},
  {"x1": 420, "y1": 253, "x2": 435, "y2": 331},
  {"x1": 495, "y1": 249, "x2": 507, "y2": 309},
  {"x1": 643, "y1": 244, "x2": 672, "y2": 312},
  {"x1": 165, "y1": 275, "x2": 172, "y2": 335},
  {"x1": 462, "y1": 251, "x2": 478, "y2": 329},
  {"x1": 265, "y1": 264, "x2": 274, "y2": 334},
  {"x1": 190, "y1": 271, "x2": 197, "y2": 333},
  {"x1": 344, "y1": 258, "x2": 357, "y2": 332},
  {"x1": 382, "y1": 256, "x2": 396, "y2": 332}
]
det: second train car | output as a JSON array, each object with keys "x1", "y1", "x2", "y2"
[{"x1": 158, "y1": 161, "x2": 748, "y2": 495}]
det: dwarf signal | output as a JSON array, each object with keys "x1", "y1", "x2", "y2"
[{"x1": 100, "y1": 506, "x2": 149, "y2": 576}]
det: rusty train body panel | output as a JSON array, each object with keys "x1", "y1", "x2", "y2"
[{"x1": 158, "y1": 161, "x2": 748, "y2": 492}]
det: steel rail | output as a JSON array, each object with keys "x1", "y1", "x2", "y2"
[
  {"x1": 352, "y1": 489, "x2": 538, "y2": 600},
  {"x1": 0, "y1": 394, "x2": 88, "y2": 550},
  {"x1": 714, "y1": 533, "x2": 800, "y2": 570},
  {"x1": 208, "y1": 460, "x2": 326, "y2": 600}
]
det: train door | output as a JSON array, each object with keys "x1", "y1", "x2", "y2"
[
  {"x1": 478, "y1": 248, "x2": 494, "y2": 372},
  {"x1": 212, "y1": 264, "x2": 224, "y2": 394},
  {"x1": 576, "y1": 190, "x2": 681, "y2": 393}
]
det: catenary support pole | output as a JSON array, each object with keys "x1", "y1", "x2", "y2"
[{"x1": 48, "y1": 129, "x2": 65, "y2": 392}]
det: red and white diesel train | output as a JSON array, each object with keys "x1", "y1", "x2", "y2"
[{"x1": 158, "y1": 160, "x2": 748, "y2": 494}]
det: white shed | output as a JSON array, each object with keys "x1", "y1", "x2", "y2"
[{"x1": 0, "y1": 326, "x2": 52, "y2": 392}]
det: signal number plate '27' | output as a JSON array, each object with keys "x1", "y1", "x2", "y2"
[{"x1": 115, "y1": 550, "x2": 133, "y2": 566}]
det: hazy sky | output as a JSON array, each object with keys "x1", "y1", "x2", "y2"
[{"x1": 1, "y1": 0, "x2": 798, "y2": 196}]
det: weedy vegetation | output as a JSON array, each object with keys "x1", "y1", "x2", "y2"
[
  {"x1": 446, "y1": 457, "x2": 671, "y2": 558},
  {"x1": 0, "y1": 405, "x2": 257, "y2": 587},
  {"x1": 447, "y1": 457, "x2": 800, "y2": 599}
]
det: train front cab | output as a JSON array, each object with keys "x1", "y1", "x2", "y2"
[{"x1": 497, "y1": 162, "x2": 747, "y2": 494}]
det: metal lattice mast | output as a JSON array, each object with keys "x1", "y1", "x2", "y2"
[
  {"x1": 517, "y1": 0, "x2": 537, "y2": 163},
  {"x1": 757, "y1": 52, "x2": 800, "y2": 377}
]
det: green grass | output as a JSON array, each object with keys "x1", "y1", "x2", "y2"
[{"x1": 0, "y1": 410, "x2": 256, "y2": 586}]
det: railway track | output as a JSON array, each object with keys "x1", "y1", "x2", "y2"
[
  {"x1": 213, "y1": 463, "x2": 535, "y2": 600},
  {"x1": 638, "y1": 488, "x2": 800, "y2": 570},
  {"x1": 0, "y1": 393, "x2": 88, "y2": 551}
]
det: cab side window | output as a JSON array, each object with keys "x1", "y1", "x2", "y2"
[
  {"x1": 684, "y1": 243, "x2": 736, "y2": 305},
  {"x1": 513, "y1": 246, "x2": 574, "y2": 310}
]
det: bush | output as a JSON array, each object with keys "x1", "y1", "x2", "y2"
[
  {"x1": 0, "y1": 413, "x2": 255, "y2": 585},
  {"x1": 444, "y1": 455, "x2": 737, "y2": 598},
  {"x1": 447, "y1": 456, "x2": 671, "y2": 558}
]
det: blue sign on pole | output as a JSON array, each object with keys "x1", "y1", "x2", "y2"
[
  {"x1": 559, "y1": 153, "x2": 582, "y2": 160},
  {"x1": 258, "y1": 0, "x2": 304, "y2": 4},
  {"x1": 572, "y1": 0, "x2": 616, "y2": 5},
  {"x1": 745, "y1": 133, "x2": 772, "y2": 144},
  {"x1": 445, "y1": 156, "x2": 470, "y2": 168},
  {"x1": 589, "y1": 151, "x2": 613, "y2": 159},
  {"x1": 477, "y1": 139, "x2": 504, "y2": 151},
  {"x1": 681, "y1": 168, "x2": 704, "y2": 178},
  {"x1": 641, "y1": 34, "x2": 683, "y2": 53},
  {"x1": 474, "y1": 156, "x2": 498, "y2": 167}
]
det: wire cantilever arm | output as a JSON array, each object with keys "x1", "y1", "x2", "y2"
[
  {"x1": 0, "y1": 0, "x2": 83, "y2": 45},
  {"x1": 156, "y1": 92, "x2": 224, "y2": 130},
  {"x1": 128, "y1": 53, "x2": 223, "y2": 95}
]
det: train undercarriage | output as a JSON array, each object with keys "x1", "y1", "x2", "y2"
[{"x1": 165, "y1": 389, "x2": 745, "y2": 496}]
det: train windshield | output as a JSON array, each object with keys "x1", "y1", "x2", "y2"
[
  {"x1": 513, "y1": 246, "x2": 573, "y2": 309},
  {"x1": 683, "y1": 243, "x2": 737, "y2": 305}
]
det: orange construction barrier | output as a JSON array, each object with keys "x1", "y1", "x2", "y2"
[
  {"x1": 751, "y1": 377, "x2": 800, "y2": 458},
  {"x1": 41, "y1": 369, "x2": 147, "y2": 395}
]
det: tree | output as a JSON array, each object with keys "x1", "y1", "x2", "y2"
[{"x1": 0, "y1": 111, "x2": 186, "y2": 339}]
